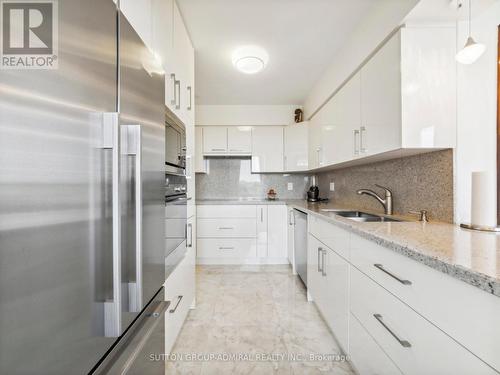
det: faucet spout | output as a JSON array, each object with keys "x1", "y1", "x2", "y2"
[{"x1": 356, "y1": 185, "x2": 393, "y2": 215}]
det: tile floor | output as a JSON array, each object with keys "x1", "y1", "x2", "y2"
[{"x1": 165, "y1": 265, "x2": 354, "y2": 374}]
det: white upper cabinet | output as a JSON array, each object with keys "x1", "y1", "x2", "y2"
[
  {"x1": 284, "y1": 122, "x2": 308, "y2": 172},
  {"x1": 308, "y1": 26, "x2": 456, "y2": 171},
  {"x1": 203, "y1": 127, "x2": 227, "y2": 154},
  {"x1": 251, "y1": 127, "x2": 284, "y2": 173},
  {"x1": 120, "y1": 0, "x2": 153, "y2": 48},
  {"x1": 151, "y1": 0, "x2": 173, "y2": 69},
  {"x1": 400, "y1": 27, "x2": 456, "y2": 148},
  {"x1": 194, "y1": 127, "x2": 206, "y2": 173},
  {"x1": 360, "y1": 31, "x2": 402, "y2": 156},
  {"x1": 227, "y1": 127, "x2": 252, "y2": 155},
  {"x1": 308, "y1": 118, "x2": 323, "y2": 169}
]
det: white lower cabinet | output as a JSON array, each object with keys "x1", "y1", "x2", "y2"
[
  {"x1": 349, "y1": 312, "x2": 402, "y2": 375},
  {"x1": 164, "y1": 235, "x2": 196, "y2": 355},
  {"x1": 307, "y1": 233, "x2": 349, "y2": 352},
  {"x1": 350, "y1": 267, "x2": 495, "y2": 375},
  {"x1": 306, "y1": 214, "x2": 499, "y2": 375},
  {"x1": 267, "y1": 205, "x2": 288, "y2": 260},
  {"x1": 196, "y1": 204, "x2": 288, "y2": 265},
  {"x1": 287, "y1": 207, "x2": 296, "y2": 273}
]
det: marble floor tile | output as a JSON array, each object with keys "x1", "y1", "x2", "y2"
[{"x1": 167, "y1": 266, "x2": 354, "y2": 375}]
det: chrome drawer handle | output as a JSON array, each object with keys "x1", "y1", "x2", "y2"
[
  {"x1": 317, "y1": 247, "x2": 322, "y2": 272},
  {"x1": 169, "y1": 295, "x2": 183, "y2": 313},
  {"x1": 373, "y1": 314, "x2": 411, "y2": 348},
  {"x1": 219, "y1": 247, "x2": 234, "y2": 250},
  {"x1": 321, "y1": 249, "x2": 327, "y2": 277},
  {"x1": 211, "y1": 148, "x2": 226, "y2": 151},
  {"x1": 374, "y1": 264, "x2": 412, "y2": 285},
  {"x1": 218, "y1": 227, "x2": 234, "y2": 230}
]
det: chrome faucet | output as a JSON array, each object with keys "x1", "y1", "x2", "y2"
[{"x1": 357, "y1": 184, "x2": 393, "y2": 215}]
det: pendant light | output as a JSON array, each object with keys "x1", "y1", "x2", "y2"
[{"x1": 456, "y1": 0, "x2": 486, "y2": 64}]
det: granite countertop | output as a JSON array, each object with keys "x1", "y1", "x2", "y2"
[
  {"x1": 196, "y1": 198, "x2": 287, "y2": 205},
  {"x1": 196, "y1": 198, "x2": 500, "y2": 297},
  {"x1": 286, "y1": 200, "x2": 500, "y2": 298}
]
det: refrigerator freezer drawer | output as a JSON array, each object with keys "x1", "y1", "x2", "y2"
[{"x1": 93, "y1": 288, "x2": 168, "y2": 375}]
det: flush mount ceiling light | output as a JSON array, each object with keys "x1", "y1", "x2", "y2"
[
  {"x1": 232, "y1": 46, "x2": 269, "y2": 74},
  {"x1": 456, "y1": 0, "x2": 486, "y2": 65}
]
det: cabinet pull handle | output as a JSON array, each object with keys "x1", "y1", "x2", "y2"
[
  {"x1": 360, "y1": 126, "x2": 367, "y2": 153},
  {"x1": 260, "y1": 207, "x2": 264, "y2": 222},
  {"x1": 374, "y1": 264, "x2": 412, "y2": 285},
  {"x1": 211, "y1": 148, "x2": 226, "y2": 151},
  {"x1": 170, "y1": 74, "x2": 176, "y2": 106},
  {"x1": 317, "y1": 247, "x2": 322, "y2": 272},
  {"x1": 353, "y1": 129, "x2": 360, "y2": 155},
  {"x1": 186, "y1": 223, "x2": 193, "y2": 248},
  {"x1": 187, "y1": 86, "x2": 192, "y2": 111},
  {"x1": 289, "y1": 211, "x2": 294, "y2": 225},
  {"x1": 373, "y1": 314, "x2": 411, "y2": 348},
  {"x1": 321, "y1": 249, "x2": 327, "y2": 277},
  {"x1": 169, "y1": 295, "x2": 183, "y2": 313},
  {"x1": 175, "y1": 80, "x2": 181, "y2": 110},
  {"x1": 219, "y1": 247, "x2": 234, "y2": 250},
  {"x1": 218, "y1": 227, "x2": 234, "y2": 230}
]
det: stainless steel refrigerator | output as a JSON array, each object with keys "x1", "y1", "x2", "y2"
[{"x1": 0, "y1": 0, "x2": 167, "y2": 373}]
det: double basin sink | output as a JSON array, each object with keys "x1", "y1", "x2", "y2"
[{"x1": 320, "y1": 209, "x2": 403, "y2": 222}]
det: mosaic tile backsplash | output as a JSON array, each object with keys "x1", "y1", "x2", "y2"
[{"x1": 196, "y1": 158, "x2": 310, "y2": 200}]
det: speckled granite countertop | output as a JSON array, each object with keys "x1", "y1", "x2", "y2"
[
  {"x1": 196, "y1": 198, "x2": 287, "y2": 205},
  {"x1": 197, "y1": 198, "x2": 500, "y2": 297},
  {"x1": 286, "y1": 200, "x2": 500, "y2": 298}
]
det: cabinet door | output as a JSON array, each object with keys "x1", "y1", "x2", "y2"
[
  {"x1": 194, "y1": 127, "x2": 206, "y2": 173},
  {"x1": 323, "y1": 248, "x2": 349, "y2": 352},
  {"x1": 227, "y1": 127, "x2": 252, "y2": 155},
  {"x1": 256, "y1": 205, "x2": 268, "y2": 258},
  {"x1": 267, "y1": 205, "x2": 287, "y2": 260},
  {"x1": 322, "y1": 73, "x2": 362, "y2": 164},
  {"x1": 284, "y1": 122, "x2": 308, "y2": 171},
  {"x1": 287, "y1": 207, "x2": 295, "y2": 272},
  {"x1": 306, "y1": 234, "x2": 323, "y2": 302},
  {"x1": 203, "y1": 127, "x2": 227, "y2": 154},
  {"x1": 120, "y1": 0, "x2": 153, "y2": 48},
  {"x1": 361, "y1": 31, "x2": 402, "y2": 156},
  {"x1": 251, "y1": 127, "x2": 284, "y2": 173},
  {"x1": 184, "y1": 37, "x2": 195, "y2": 123},
  {"x1": 171, "y1": 1, "x2": 189, "y2": 123},
  {"x1": 308, "y1": 117, "x2": 322, "y2": 169},
  {"x1": 151, "y1": 0, "x2": 173, "y2": 69}
]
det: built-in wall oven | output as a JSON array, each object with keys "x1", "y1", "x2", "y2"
[{"x1": 165, "y1": 173, "x2": 189, "y2": 278}]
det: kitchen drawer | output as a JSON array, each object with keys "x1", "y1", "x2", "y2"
[
  {"x1": 197, "y1": 218, "x2": 256, "y2": 238},
  {"x1": 350, "y1": 234, "x2": 500, "y2": 371},
  {"x1": 197, "y1": 238, "x2": 257, "y2": 259},
  {"x1": 349, "y1": 312, "x2": 402, "y2": 375},
  {"x1": 164, "y1": 246, "x2": 195, "y2": 355},
  {"x1": 308, "y1": 215, "x2": 350, "y2": 260},
  {"x1": 197, "y1": 205, "x2": 256, "y2": 218},
  {"x1": 350, "y1": 267, "x2": 495, "y2": 375}
]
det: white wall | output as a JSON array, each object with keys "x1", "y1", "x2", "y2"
[
  {"x1": 303, "y1": 0, "x2": 419, "y2": 119},
  {"x1": 196, "y1": 105, "x2": 300, "y2": 126},
  {"x1": 455, "y1": 2, "x2": 499, "y2": 225}
]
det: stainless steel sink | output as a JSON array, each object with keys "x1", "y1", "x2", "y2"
[{"x1": 320, "y1": 209, "x2": 402, "y2": 222}]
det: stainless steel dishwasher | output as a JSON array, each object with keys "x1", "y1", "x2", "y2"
[{"x1": 293, "y1": 209, "x2": 308, "y2": 286}]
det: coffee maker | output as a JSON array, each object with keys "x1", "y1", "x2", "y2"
[{"x1": 307, "y1": 175, "x2": 321, "y2": 202}]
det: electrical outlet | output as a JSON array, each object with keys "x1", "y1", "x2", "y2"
[
  {"x1": 330, "y1": 182, "x2": 335, "y2": 191},
  {"x1": 287, "y1": 182, "x2": 293, "y2": 191}
]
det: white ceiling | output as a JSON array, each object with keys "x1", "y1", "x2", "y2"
[{"x1": 177, "y1": 0, "x2": 382, "y2": 105}]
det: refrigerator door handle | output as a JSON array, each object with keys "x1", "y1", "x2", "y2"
[
  {"x1": 122, "y1": 124, "x2": 143, "y2": 313},
  {"x1": 101, "y1": 113, "x2": 122, "y2": 338}
]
